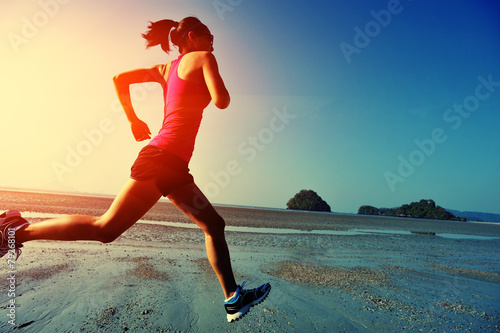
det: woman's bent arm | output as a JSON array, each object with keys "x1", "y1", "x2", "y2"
[
  {"x1": 201, "y1": 53, "x2": 230, "y2": 109},
  {"x1": 113, "y1": 66, "x2": 165, "y2": 141}
]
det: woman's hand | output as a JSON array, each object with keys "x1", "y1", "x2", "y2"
[{"x1": 130, "y1": 119, "x2": 151, "y2": 141}]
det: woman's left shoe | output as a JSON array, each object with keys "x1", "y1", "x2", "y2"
[
  {"x1": 0, "y1": 210, "x2": 29, "y2": 260},
  {"x1": 224, "y1": 280, "x2": 271, "y2": 322}
]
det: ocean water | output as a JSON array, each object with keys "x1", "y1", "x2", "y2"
[
  {"x1": 2, "y1": 189, "x2": 500, "y2": 238},
  {"x1": 18, "y1": 211, "x2": 500, "y2": 241}
]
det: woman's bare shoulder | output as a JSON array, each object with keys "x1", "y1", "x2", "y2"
[
  {"x1": 154, "y1": 61, "x2": 173, "y2": 77},
  {"x1": 184, "y1": 51, "x2": 216, "y2": 63}
]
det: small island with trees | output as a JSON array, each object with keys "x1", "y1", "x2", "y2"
[
  {"x1": 358, "y1": 199, "x2": 466, "y2": 222},
  {"x1": 287, "y1": 190, "x2": 331, "y2": 212}
]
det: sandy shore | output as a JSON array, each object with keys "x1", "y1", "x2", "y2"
[{"x1": 1, "y1": 190, "x2": 499, "y2": 332}]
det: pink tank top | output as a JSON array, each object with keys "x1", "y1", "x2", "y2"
[{"x1": 149, "y1": 54, "x2": 211, "y2": 162}]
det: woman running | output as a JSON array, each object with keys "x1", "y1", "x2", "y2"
[{"x1": 0, "y1": 16, "x2": 270, "y2": 323}]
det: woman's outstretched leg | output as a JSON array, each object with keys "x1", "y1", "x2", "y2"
[
  {"x1": 15, "y1": 179, "x2": 162, "y2": 244},
  {"x1": 167, "y1": 183, "x2": 238, "y2": 299}
]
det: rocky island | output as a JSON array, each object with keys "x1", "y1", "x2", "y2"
[
  {"x1": 287, "y1": 189, "x2": 331, "y2": 212},
  {"x1": 358, "y1": 199, "x2": 466, "y2": 221}
]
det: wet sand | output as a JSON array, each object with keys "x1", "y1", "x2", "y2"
[{"x1": 0, "y1": 190, "x2": 499, "y2": 332}]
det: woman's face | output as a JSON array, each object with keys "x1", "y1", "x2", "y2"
[{"x1": 193, "y1": 28, "x2": 214, "y2": 52}]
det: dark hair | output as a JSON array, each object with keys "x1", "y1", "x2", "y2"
[{"x1": 142, "y1": 17, "x2": 208, "y2": 54}]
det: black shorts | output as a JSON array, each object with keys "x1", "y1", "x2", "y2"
[{"x1": 130, "y1": 145, "x2": 194, "y2": 196}]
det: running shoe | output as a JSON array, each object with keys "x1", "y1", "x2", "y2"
[
  {"x1": 224, "y1": 280, "x2": 271, "y2": 322},
  {"x1": 0, "y1": 210, "x2": 29, "y2": 260}
]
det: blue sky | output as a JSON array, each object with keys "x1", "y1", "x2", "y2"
[{"x1": 1, "y1": 0, "x2": 499, "y2": 215}]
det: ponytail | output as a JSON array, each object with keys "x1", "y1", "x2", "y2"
[
  {"x1": 142, "y1": 17, "x2": 207, "y2": 54},
  {"x1": 142, "y1": 19, "x2": 179, "y2": 54}
]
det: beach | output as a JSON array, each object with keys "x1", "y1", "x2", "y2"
[{"x1": 1, "y1": 190, "x2": 499, "y2": 332}]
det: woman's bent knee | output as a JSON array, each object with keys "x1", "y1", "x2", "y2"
[
  {"x1": 93, "y1": 217, "x2": 122, "y2": 244},
  {"x1": 202, "y1": 214, "x2": 226, "y2": 237},
  {"x1": 97, "y1": 233, "x2": 119, "y2": 244}
]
